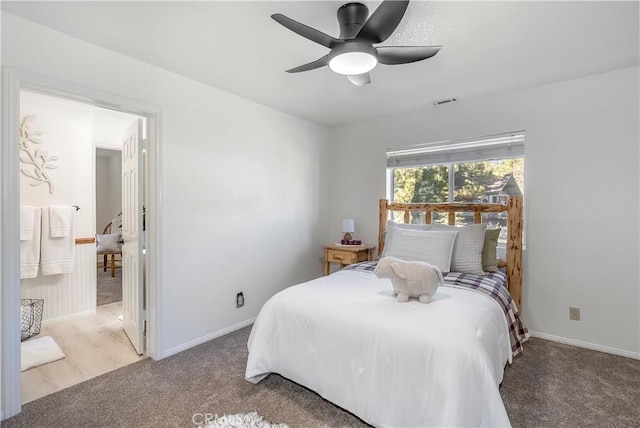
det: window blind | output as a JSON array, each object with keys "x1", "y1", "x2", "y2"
[{"x1": 387, "y1": 132, "x2": 525, "y2": 168}]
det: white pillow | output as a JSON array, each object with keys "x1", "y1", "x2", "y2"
[
  {"x1": 382, "y1": 221, "x2": 432, "y2": 256},
  {"x1": 387, "y1": 219, "x2": 432, "y2": 232},
  {"x1": 96, "y1": 232, "x2": 122, "y2": 252},
  {"x1": 382, "y1": 227, "x2": 458, "y2": 272},
  {"x1": 430, "y1": 223, "x2": 487, "y2": 274}
]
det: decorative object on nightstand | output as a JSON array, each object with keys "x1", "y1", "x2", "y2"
[
  {"x1": 324, "y1": 244, "x2": 374, "y2": 276},
  {"x1": 342, "y1": 219, "x2": 355, "y2": 243}
]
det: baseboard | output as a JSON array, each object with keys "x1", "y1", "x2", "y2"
[
  {"x1": 41, "y1": 309, "x2": 96, "y2": 327},
  {"x1": 162, "y1": 318, "x2": 256, "y2": 359},
  {"x1": 529, "y1": 331, "x2": 640, "y2": 360}
]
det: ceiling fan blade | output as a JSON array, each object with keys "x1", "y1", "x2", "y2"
[
  {"x1": 272, "y1": 13, "x2": 339, "y2": 49},
  {"x1": 377, "y1": 46, "x2": 442, "y2": 65},
  {"x1": 286, "y1": 55, "x2": 330, "y2": 73},
  {"x1": 347, "y1": 73, "x2": 371, "y2": 86},
  {"x1": 356, "y1": 0, "x2": 409, "y2": 44}
]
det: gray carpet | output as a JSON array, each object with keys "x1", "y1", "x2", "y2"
[
  {"x1": 3, "y1": 327, "x2": 639, "y2": 428},
  {"x1": 96, "y1": 267, "x2": 122, "y2": 307},
  {"x1": 500, "y1": 338, "x2": 640, "y2": 427}
]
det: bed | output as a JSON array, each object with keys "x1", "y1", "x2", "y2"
[{"x1": 246, "y1": 196, "x2": 529, "y2": 427}]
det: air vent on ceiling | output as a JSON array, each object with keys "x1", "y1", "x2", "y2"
[{"x1": 431, "y1": 97, "x2": 459, "y2": 106}]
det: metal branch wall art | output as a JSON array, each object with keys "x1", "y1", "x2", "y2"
[{"x1": 19, "y1": 115, "x2": 58, "y2": 194}]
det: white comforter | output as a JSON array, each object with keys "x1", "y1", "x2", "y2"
[{"x1": 246, "y1": 269, "x2": 512, "y2": 427}]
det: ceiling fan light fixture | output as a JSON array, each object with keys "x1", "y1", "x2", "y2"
[
  {"x1": 328, "y1": 42, "x2": 378, "y2": 75},
  {"x1": 273, "y1": 1, "x2": 441, "y2": 86}
]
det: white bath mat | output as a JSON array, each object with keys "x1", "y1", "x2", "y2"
[{"x1": 21, "y1": 336, "x2": 65, "y2": 371}]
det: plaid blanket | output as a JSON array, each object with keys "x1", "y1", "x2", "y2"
[{"x1": 344, "y1": 261, "x2": 530, "y2": 357}]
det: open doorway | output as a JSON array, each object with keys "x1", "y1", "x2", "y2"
[
  {"x1": 18, "y1": 90, "x2": 146, "y2": 403},
  {"x1": 96, "y1": 147, "x2": 123, "y2": 306},
  {"x1": 2, "y1": 68, "x2": 162, "y2": 418}
]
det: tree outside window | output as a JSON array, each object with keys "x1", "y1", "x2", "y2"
[{"x1": 392, "y1": 158, "x2": 524, "y2": 232}]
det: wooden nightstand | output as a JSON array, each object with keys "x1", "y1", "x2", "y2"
[{"x1": 323, "y1": 244, "x2": 374, "y2": 276}]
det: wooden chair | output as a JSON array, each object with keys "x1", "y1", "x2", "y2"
[{"x1": 97, "y1": 221, "x2": 122, "y2": 277}]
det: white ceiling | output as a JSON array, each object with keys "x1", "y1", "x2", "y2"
[{"x1": 3, "y1": 1, "x2": 638, "y2": 127}]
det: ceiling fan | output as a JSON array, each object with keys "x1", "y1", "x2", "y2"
[{"x1": 272, "y1": 0, "x2": 441, "y2": 86}]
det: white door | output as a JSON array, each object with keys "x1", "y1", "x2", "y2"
[{"x1": 121, "y1": 118, "x2": 145, "y2": 354}]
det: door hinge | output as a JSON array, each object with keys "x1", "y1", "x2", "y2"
[{"x1": 143, "y1": 320, "x2": 147, "y2": 336}]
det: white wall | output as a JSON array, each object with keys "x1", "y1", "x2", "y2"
[
  {"x1": 19, "y1": 91, "x2": 97, "y2": 321},
  {"x1": 2, "y1": 12, "x2": 330, "y2": 361},
  {"x1": 107, "y1": 154, "x2": 121, "y2": 227},
  {"x1": 329, "y1": 66, "x2": 640, "y2": 357},
  {"x1": 95, "y1": 155, "x2": 110, "y2": 233},
  {"x1": 19, "y1": 91, "x2": 93, "y2": 237},
  {"x1": 92, "y1": 113, "x2": 137, "y2": 147},
  {"x1": 95, "y1": 152, "x2": 122, "y2": 233},
  {"x1": 93, "y1": 110, "x2": 136, "y2": 235}
]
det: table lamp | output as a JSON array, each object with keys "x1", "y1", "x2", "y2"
[{"x1": 342, "y1": 219, "x2": 355, "y2": 243}]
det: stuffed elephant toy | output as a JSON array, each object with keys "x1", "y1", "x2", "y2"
[{"x1": 374, "y1": 256, "x2": 444, "y2": 303}]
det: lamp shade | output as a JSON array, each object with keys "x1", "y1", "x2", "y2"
[
  {"x1": 328, "y1": 42, "x2": 378, "y2": 75},
  {"x1": 342, "y1": 219, "x2": 355, "y2": 233}
]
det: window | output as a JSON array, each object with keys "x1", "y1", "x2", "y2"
[{"x1": 387, "y1": 132, "x2": 525, "y2": 243}]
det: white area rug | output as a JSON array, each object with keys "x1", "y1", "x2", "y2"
[
  {"x1": 21, "y1": 336, "x2": 65, "y2": 371},
  {"x1": 203, "y1": 412, "x2": 289, "y2": 428}
]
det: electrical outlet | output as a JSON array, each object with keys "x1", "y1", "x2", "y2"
[
  {"x1": 236, "y1": 292, "x2": 244, "y2": 308},
  {"x1": 569, "y1": 307, "x2": 580, "y2": 321}
]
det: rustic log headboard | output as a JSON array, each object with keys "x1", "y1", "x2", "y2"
[{"x1": 378, "y1": 196, "x2": 523, "y2": 311}]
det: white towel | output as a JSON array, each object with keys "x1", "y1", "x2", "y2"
[
  {"x1": 20, "y1": 205, "x2": 36, "y2": 241},
  {"x1": 40, "y1": 206, "x2": 75, "y2": 276},
  {"x1": 48, "y1": 205, "x2": 74, "y2": 238},
  {"x1": 20, "y1": 206, "x2": 41, "y2": 279},
  {"x1": 21, "y1": 336, "x2": 66, "y2": 371}
]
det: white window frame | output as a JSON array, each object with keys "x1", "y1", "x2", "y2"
[
  {"x1": 386, "y1": 132, "x2": 526, "y2": 250},
  {"x1": 386, "y1": 131, "x2": 525, "y2": 204}
]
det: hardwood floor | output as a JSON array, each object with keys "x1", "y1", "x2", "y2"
[{"x1": 21, "y1": 301, "x2": 146, "y2": 404}]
